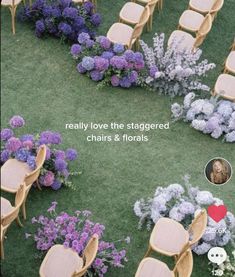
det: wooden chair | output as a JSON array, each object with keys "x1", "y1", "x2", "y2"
[
  {"x1": 144, "y1": 210, "x2": 207, "y2": 259},
  {"x1": 168, "y1": 14, "x2": 212, "y2": 51},
  {"x1": 224, "y1": 51, "x2": 235, "y2": 74},
  {"x1": 135, "y1": 249, "x2": 193, "y2": 277},
  {"x1": 39, "y1": 234, "x2": 99, "y2": 277},
  {"x1": 209, "y1": 0, "x2": 224, "y2": 20},
  {"x1": 188, "y1": 0, "x2": 215, "y2": 14},
  {"x1": 1, "y1": 183, "x2": 26, "y2": 259},
  {"x1": 107, "y1": 6, "x2": 150, "y2": 50},
  {"x1": 120, "y1": 0, "x2": 158, "y2": 32},
  {"x1": 1, "y1": 0, "x2": 25, "y2": 34},
  {"x1": 132, "y1": 0, "x2": 163, "y2": 11},
  {"x1": 213, "y1": 74, "x2": 235, "y2": 101},
  {"x1": 1, "y1": 145, "x2": 47, "y2": 220}
]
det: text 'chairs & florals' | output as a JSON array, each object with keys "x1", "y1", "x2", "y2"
[
  {"x1": 1, "y1": 144, "x2": 47, "y2": 220},
  {"x1": 39, "y1": 234, "x2": 99, "y2": 277}
]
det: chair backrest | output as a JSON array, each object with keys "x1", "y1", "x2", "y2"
[
  {"x1": 24, "y1": 145, "x2": 46, "y2": 186},
  {"x1": 194, "y1": 14, "x2": 212, "y2": 48},
  {"x1": 173, "y1": 249, "x2": 193, "y2": 277},
  {"x1": 1, "y1": 183, "x2": 26, "y2": 227},
  {"x1": 147, "y1": 0, "x2": 159, "y2": 15},
  {"x1": 73, "y1": 234, "x2": 99, "y2": 277},
  {"x1": 129, "y1": 6, "x2": 150, "y2": 48},
  {"x1": 188, "y1": 209, "x2": 207, "y2": 245},
  {"x1": 210, "y1": 0, "x2": 224, "y2": 20}
]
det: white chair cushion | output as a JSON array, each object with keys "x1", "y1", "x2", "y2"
[
  {"x1": 136, "y1": 257, "x2": 174, "y2": 277},
  {"x1": 215, "y1": 74, "x2": 235, "y2": 100},
  {"x1": 120, "y1": 2, "x2": 145, "y2": 24},
  {"x1": 107, "y1": 23, "x2": 134, "y2": 46},
  {"x1": 179, "y1": 10, "x2": 204, "y2": 32},
  {"x1": 189, "y1": 0, "x2": 215, "y2": 13},
  {"x1": 226, "y1": 51, "x2": 235, "y2": 73},
  {"x1": 1, "y1": 197, "x2": 13, "y2": 217},
  {"x1": 168, "y1": 30, "x2": 195, "y2": 51},
  {"x1": 1, "y1": 159, "x2": 32, "y2": 192},
  {"x1": 150, "y1": 218, "x2": 189, "y2": 255},
  {"x1": 40, "y1": 245, "x2": 83, "y2": 277}
]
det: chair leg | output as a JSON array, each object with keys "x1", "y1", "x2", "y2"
[
  {"x1": 16, "y1": 216, "x2": 23, "y2": 227},
  {"x1": 144, "y1": 244, "x2": 152, "y2": 258},
  {"x1": 0, "y1": 240, "x2": 4, "y2": 260},
  {"x1": 9, "y1": 6, "x2": 16, "y2": 35},
  {"x1": 22, "y1": 200, "x2": 27, "y2": 220},
  {"x1": 36, "y1": 179, "x2": 42, "y2": 191}
]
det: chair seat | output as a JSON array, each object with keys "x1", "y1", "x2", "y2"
[
  {"x1": 226, "y1": 51, "x2": 235, "y2": 73},
  {"x1": 1, "y1": 0, "x2": 22, "y2": 6},
  {"x1": 150, "y1": 218, "x2": 189, "y2": 256},
  {"x1": 1, "y1": 197, "x2": 13, "y2": 217},
  {"x1": 136, "y1": 0, "x2": 149, "y2": 3},
  {"x1": 1, "y1": 159, "x2": 32, "y2": 193},
  {"x1": 179, "y1": 10, "x2": 204, "y2": 32},
  {"x1": 120, "y1": 2, "x2": 145, "y2": 24},
  {"x1": 189, "y1": 0, "x2": 214, "y2": 13},
  {"x1": 107, "y1": 23, "x2": 135, "y2": 46},
  {"x1": 214, "y1": 74, "x2": 235, "y2": 100},
  {"x1": 135, "y1": 257, "x2": 174, "y2": 277},
  {"x1": 168, "y1": 30, "x2": 195, "y2": 51},
  {"x1": 40, "y1": 245, "x2": 83, "y2": 277}
]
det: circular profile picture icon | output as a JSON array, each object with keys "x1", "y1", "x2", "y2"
[{"x1": 205, "y1": 158, "x2": 232, "y2": 185}]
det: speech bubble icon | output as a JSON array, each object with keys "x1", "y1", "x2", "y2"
[{"x1": 207, "y1": 247, "x2": 227, "y2": 265}]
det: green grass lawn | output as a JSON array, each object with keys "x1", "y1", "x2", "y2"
[{"x1": 1, "y1": 0, "x2": 235, "y2": 276}]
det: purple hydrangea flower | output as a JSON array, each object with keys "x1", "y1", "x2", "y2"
[
  {"x1": 119, "y1": 77, "x2": 131, "y2": 88},
  {"x1": 22, "y1": 140, "x2": 34, "y2": 150},
  {"x1": 15, "y1": 148, "x2": 29, "y2": 162},
  {"x1": 55, "y1": 150, "x2": 66, "y2": 159},
  {"x1": 65, "y1": 148, "x2": 78, "y2": 161},
  {"x1": 35, "y1": 20, "x2": 46, "y2": 37},
  {"x1": 73, "y1": 16, "x2": 85, "y2": 29},
  {"x1": 20, "y1": 134, "x2": 34, "y2": 142},
  {"x1": 55, "y1": 159, "x2": 67, "y2": 171},
  {"x1": 90, "y1": 70, "x2": 104, "y2": 81},
  {"x1": 135, "y1": 60, "x2": 145, "y2": 70},
  {"x1": 113, "y1": 43, "x2": 125, "y2": 54},
  {"x1": 71, "y1": 44, "x2": 82, "y2": 56},
  {"x1": 111, "y1": 75, "x2": 120, "y2": 87},
  {"x1": 39, "y1": 131, "x2": 53, "y2": 145},
  {"x1": 78, "y1": 32, "x2": 90, "y2": 44},
  {"x1": 128, "y1": 70, "x2": 138, "y2": 83},
  {"x1": 40, "y1": 171, "x2": 55, "y2": 187},
  {"x1": 62, "y1": 7, "x2": 78, "y2": 20},
  {"x1": 77, "y1": 62, "x2": 86, "y2": 74},
  {"x1": 1, "y1": 150, "x2": 10, "y2": 162},
  {"x1": 9, "y1": 115, "x2": 25, "y2": 128},
  {"x1": 82, "y1": 56, "x2": 95, "y2": 71},
  {"x1": 124, "y1": 50, "x2": 135, "y2": 62},
  {"x1": 6, "y1": 137, "x2": 22, "y2": 152},
  {"x1": 83, "y1": 1, "x2": 94, "y2": 14},
  {"x1": 134, "y1": 52, "x2": 144, "y2": 63},
  {"x1": 51, "y1": 179, "x2": 62, "y2": 190},
  {"x1": 27, "y1": 155, "x2": 37, "y2": 170},
  {"x1": 59, "y1": 0, "x2": 71, "y2": 9},
  {"x1": 97, "y1": 36, "x2": 111, "y2": 50},
  {"x1": 94, "y1": 57, "x2": 109, "y2": 71},
  {"x1": 45, "y1": 146, "x2": 51, "y2": 160},
  {"x1": 51, "y1": 132, "x2": 62, "y2": 144},
  {"x1": 110, "y1": 56, "x2": 128, "y2": 70},
  {"x1": 85, "y1": 39, "x2": 95, "y2": 48},
  {"x1": 51, "y1": 7, "x2": 61, "y2": 18},
  {"x1": 42, "y1": 5, "x2": 53, "y2": 17},
  {"x1": 101, "y1": 51, "x2": 114, "y2": 60},
  {"x1": 58, "y1": 22, "x2": 72, "y2": 36},
  {"x1": 149, "y1": 66, "x2": 158, "y2": 78},
  {"x1": 90, "y1": 13, "x2": 101, "y2": 26},
  {"x1": 1, "y1": 128, "x2": 14, "y2": 141}
]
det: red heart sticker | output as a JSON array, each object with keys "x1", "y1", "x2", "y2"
[{"x1": 208, "y1": 205, "x2": 227, "y2": 223}]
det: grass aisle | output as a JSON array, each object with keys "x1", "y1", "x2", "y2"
[{"x1": 1, "y1": 0, "x2": 235, "y2": 276}]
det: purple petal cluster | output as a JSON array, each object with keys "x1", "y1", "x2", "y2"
[
  {"x1": 1, "y1": 128, "x2": 14, "y2": 141},
  {"x1": 9, "y1": 115, "x2": 25, "y2": 128}
]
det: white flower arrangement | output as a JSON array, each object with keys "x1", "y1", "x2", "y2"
[
  {"x1": 140, "y1": 33, "x2": 216, "y2": 97},
  {"x1": 171, "y1": 93, "x2": 235, "y2": 142},
  {"x1": 134, "y1": 176, "x2": 235, "y2": 255}
]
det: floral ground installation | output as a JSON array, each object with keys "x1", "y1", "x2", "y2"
[
  {"x1": 140, "y1": 33, "x2": 215, "y2": 97},
  {"x1": 19, "y1": 0, "x2": 101, "y2": 41},
  {"x1": 71, "y1": 33, "x2": 145, "y2": 88},
  {"x1": 0, "y1": 115, "x2": 79, "y2": 190},
  {"x1": 26, "y1": 202, "x2": 130, "y2": 277},
  {"x1": 171, "y1": 93, "x2": 235, "y2": 142},
  {"x1": 134, "y1": 175, "x2": 235, "y2": 255}
]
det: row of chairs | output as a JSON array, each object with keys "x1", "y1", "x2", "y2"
[
  {"x1": 135, "y1": 209, "x2": 207, "y2": 277},
  {"x1": 167, "y1": 0, "x2": 224, "y2": 52},
  {"x1": 107, "y1": 0, "x2": 159, "y2": 50},
  {"x1": 214, "y1": 40, "x2": 235, "y2": 101},
  {"x1": 1, "y1": 145, "x2": 47, "y2": 259}
]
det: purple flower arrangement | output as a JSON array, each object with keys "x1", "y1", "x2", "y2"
[
  {"x1": 70, "y1": 33, "x2": 145, "y2": 88},
  {"x1": 27, "y1": 202, "x2": 129, "y2": 276},
  {"x1": 19, "y1": 0, "x2": 101, "y2": 42},
  {"x1": 1, "y1": 116, "x2": 79, "y2": 190}
]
